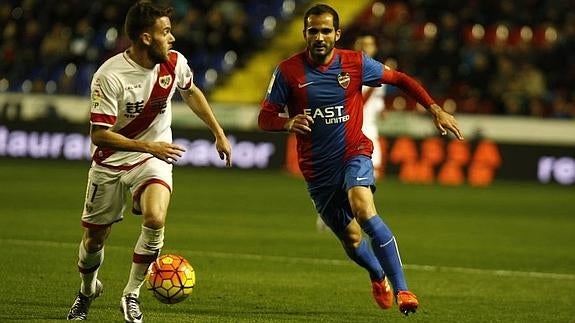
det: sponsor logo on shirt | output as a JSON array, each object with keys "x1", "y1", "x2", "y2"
[
  {"x1": 150, "y1": 96, "x2": 168, "y2": 114},
  {"x1": 125, "y1": 83, "x2": 142, "y2": 90},
  {"x1": 304, "y1": 105, "x2": 350, "y2": 125},
  {"x1": 298, "y1": 81, "x2": 314, "y2": 88},
  {"x1": 123, "y1": 96, "x2": 168, "y2": 118},
  {"x1": 125, "y1": 100, "x2": 145, "y2": 118}
]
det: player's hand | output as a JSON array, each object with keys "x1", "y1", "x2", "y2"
[
  {"x1": 285, "y1": 114, "x2": 314, "y2": 135},
  {"x1": 429, "y1": 104, "x2": 464, "y2": 140},
  {"x1": 149, "y1": 142, "x2": 186, "y2": 164},
  {"x1": 215, "y1": 134, "x2": 232, "y2": 167}
]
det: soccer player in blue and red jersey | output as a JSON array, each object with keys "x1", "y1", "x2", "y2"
[{"x1": 258, "y1": 4, "x2": 464, "y2": 316}]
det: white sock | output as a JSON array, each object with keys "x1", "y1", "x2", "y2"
[
  {"x1": 78, "y1": 242, "x2": 104, "y2": 296},
  {"x1": 122, "y1": 226, "x2": 164, "y2": 297}
]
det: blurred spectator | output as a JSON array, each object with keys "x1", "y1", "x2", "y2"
[
  {"x1": 0, "y1": 0, "x2": 303, "y2": 95},
  {"x1": 341, "y1": 0, "x2": 575, "y2": 119},
  {"x1": 0, "y1": 0, "x2": 573, "y2": 119},
  {"x1": 550, "y1": 91, "x2": 575, "y2": 119}
]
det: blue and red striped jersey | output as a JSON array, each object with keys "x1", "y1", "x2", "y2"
[{"x1": 260, "y1": 48, "x2": 386, "y2": 184}]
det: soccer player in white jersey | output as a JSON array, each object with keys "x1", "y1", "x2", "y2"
[
  {"x1": 66, "y1": 2, "x2": 232, "y2": 322},
  {"x1": 354, "y1": 34, "x2": 386, "y2": 179}
]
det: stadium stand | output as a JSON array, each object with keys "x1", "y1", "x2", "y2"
[
  {"x1": 210, "y1": 0, "x2": 374, "y2": 103},
  {"x1": 0, "y1": 0, "x2": 308, "y2": 95},
  {"x1": 0, "y1": 0, "x2": 573, "y2": 118},
  {"x1": 338, "y1": 0, "x2": 575, "y2": 118}
]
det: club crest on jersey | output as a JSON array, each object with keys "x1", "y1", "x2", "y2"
[
  {"x1": 337, "y1": 72, "x2": 350, "y2": 89},
  {"x1": 159, "y1": 75, "x2": 172, "y2": 89}
]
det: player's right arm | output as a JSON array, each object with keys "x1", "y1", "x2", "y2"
[
  {"x1": 258, "y1": 66, "x2": 313, "y2": 134},
  {"x1": 90, "y1": 125, "x2": 184, "y2": 164}
]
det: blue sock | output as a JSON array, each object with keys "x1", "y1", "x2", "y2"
[
  {"x1": 361, "y1": 215, "x2": 408, "y2": 293},
  {"x1": 344, "y1": 238, "x2": 383, "y2": 282}
]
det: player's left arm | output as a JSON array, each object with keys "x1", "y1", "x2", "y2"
[
  {"x1": 179, "y1": 85, "x2": 232, "y2": 166},
  {"x1": 381, "y1": 67, "x2": 464, "y2": 140},
  {"x1": 362, "y1": 53, "x2": 463, "y2": 140}
]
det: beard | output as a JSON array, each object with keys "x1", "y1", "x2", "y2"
[
  {"x1": 148, "y1": 42, "x2": 168, "y2": 64},
  {"x1": 309, "y1": 42, "x2": 333, "y2": 63}
]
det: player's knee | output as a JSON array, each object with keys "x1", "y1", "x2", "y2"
[
  {"x1": 352, "y1": 201, "x2": 378, "y2": 222},
  {"x1": 349, "y1": 196, "x2": 377, "y2": 221},
  {"x1": 341, "y1": 234, "x2": 362, "y2": 249},
  {"x1": 142, "y1": 207, "x2": 167, "y2": 229},
  {"x1": 355, "y1": 212, "x2": 376, "y2": 224},
  {"x1": 339, "y1": 223, "x2": 363, "y2": 249},
  {"x1": 83, "y1": 227, "x2": 109, "y2": 251},
  {"x1": 84, "y1": 236, "x2": 105, "y2": 252},
  {"x1": 143, "y1": 217, "x2": 165, "y2": 230},
  {"x1": 139, "y1": 183, "x2": 171, "y2": 226}
]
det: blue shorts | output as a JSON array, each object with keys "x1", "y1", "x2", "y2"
[{"x1": 307, "y1": 155, "x2": 375, "y2": 234}]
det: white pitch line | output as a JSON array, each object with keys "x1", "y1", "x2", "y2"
[
  {"x1": 401, "y1": 264, "x2": 575, "y2": 281},
  {"x1": 2, "y1": 238, "x2": 575, "y2": 281}
]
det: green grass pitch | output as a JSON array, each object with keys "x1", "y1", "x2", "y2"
[{"x1": 0, "y1": 159, "x2": 574, "y2": 322}]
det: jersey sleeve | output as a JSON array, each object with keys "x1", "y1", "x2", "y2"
[
  {"x1": 264, "y1": 66, "x2": 291, "y2": 109},
  {"x1": 174, "y1": 51, "x2": 193, "y2": 90},
  {"x1": 258, "y1": 66, "x2": 291, "y2": 131},
  {"x1": 90, "y1": 72, "x2": 120, "y2": 127},
  {"x1": 361, "y1": 53, "x2": 384, "y2": 87}
]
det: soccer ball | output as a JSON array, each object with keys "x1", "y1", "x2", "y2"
[{"x1": 146, "y1": 254, "x2": 196, "y2": 304}]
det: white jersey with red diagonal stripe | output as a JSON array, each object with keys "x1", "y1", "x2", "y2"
[{"x1": 89, "y1": 50, "x2": 193, "y2": 169}]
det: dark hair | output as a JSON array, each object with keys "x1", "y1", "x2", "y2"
[
  {"x1": 356, "y1": 32, "x2": 376, "y2": 39},
  {"x1": 303, "y1": 4, "x2": 339, "y2": 30},
  {"x1": 124, "y1": 1, "x2": 173, "y2": 42}
]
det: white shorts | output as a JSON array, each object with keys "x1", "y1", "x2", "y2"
[
  {"x1": 81, "y1": 157, "x2": 173, "y2": 227},
  {"x1": 363, "y1": 126, "x2": 381, "y2": 169}
]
